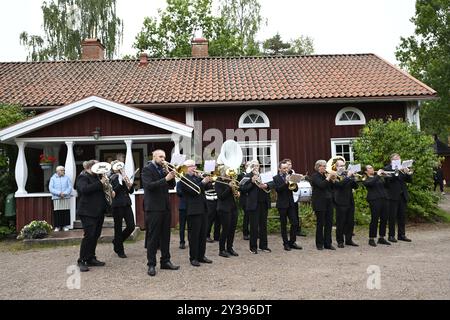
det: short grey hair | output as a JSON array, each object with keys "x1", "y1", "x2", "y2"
[
  {"x1": 314, "y1": 160, "x2": 326, "y2": 171},
  {"x1": 56, "y1": 166, "x2": 65, "y2": 172}
]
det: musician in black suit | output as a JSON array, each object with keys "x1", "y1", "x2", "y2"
[
  {"x1": 142, "y1": 149, "x2": 179, "y2": 277},
  {"x1": 110, "y1": 161, "x2": 136, "y2": 258},
  {"x1": 176, "y1": 180, "x2": 187, "y2": 249},
  {"x1": 333, "y1": 159, "x2": 359, "y2": 248},
  {"x1": 311, "y1": 160, "x2": 335, "y2": 250},
  {"x1": 76, "y1": 160, "x2": 108, "y2": 272},
  {"x1": 284, "y1": 159, "x2": 306, "y2": 237},
  {"x1": 205, "y1": 180, "x2": 220, "y2": 243},
  {"x1": 273, "y1": 161, "x2": 302, "y2": 251},
  {"x1": 240, "y1": 160, "x2": 272, "y2": 254},
  {"x1": 180, "y1": 159, "x2": 213, "y2": 267},
  {"x1": 363, "y1": 165, "x2": 390, "y2": 247},
  {"x1": 215, "y1": 168, "x2": 239, "y2": 258},
  {"x1": 383, "y1": 153, "x2": 413, "y2": 242},
  {"x1": 239, "y1": 163, "x2": 250, "y2": 240}
]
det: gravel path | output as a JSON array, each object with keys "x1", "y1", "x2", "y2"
[{"x1": 1, "y1": 195, "x2": 449, "y2": 300}]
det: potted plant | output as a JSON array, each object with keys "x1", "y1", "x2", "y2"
[
  {"x1": 17, "y1": 220, "x2": 53, "y2": 240},
  {"x1": 39, "y1": 154, "x2": 56, "y2": 169}
]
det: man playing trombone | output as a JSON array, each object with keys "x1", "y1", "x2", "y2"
[
  {"x1": 142, "y1": 149, "x2": 180, "y2": 277},
  {"x1": 179, "y1": 160, "x2": 214, "y2": 267}
]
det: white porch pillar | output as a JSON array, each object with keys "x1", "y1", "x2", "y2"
[
  {"x1": 124, "y1": 139, "x2": 136, "y2": 220},
  {"x1": 15, "y1": 141, "x2": 28, "y2": 196},
  {"x1": 64, "y1": 141, "x2": 77, "y2": 229},
  {"x1": 406, "y1": 101, "x2": 420, "y2": 130},
  {"x1": 172, "y1": 134, "x2": 181, "y2": 155}
]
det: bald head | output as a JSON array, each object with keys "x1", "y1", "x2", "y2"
[{"x1": 152, "y1": 149, "x2": 166, "y2": 166}]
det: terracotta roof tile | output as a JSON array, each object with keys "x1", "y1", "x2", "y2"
[{"x1": 0, "y1": 54, "x2": 436, "y2": 107}]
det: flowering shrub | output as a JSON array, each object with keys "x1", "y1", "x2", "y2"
[
  {"x1": 39, "y1": 154, "x2": 56, "y2": 164},
  {"x1": 17, "y1": 220, "x2": 53, "y2": 240}
]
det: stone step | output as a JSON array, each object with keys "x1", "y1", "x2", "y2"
[{"x1": 73, "y1": 217, "x2": 123, "y2": 229}]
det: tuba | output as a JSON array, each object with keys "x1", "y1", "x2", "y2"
[
  {"x1": 216, "y1": 140, "x2": 243, "y2": 198},
  {"x1": 112, "y1": 161, "x2": 133, "y2": 187},
  {"x1": 92, "y1": 162, "x2": 114, "y2": 205},
  {"x1": 326, "y1": 156, "x2": 346, "y2": 181}
]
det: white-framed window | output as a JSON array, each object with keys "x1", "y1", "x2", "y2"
[
  {"x1": 238, "y1": 140, "x2": 278, "y2": 174},
  {"x1": 238, "y1": 109, "x2": 270, "y2": 128},
  {"x1": 335, "y1": 107, "x2": 366, "y2": 126},
  {"x1": 330, "y1": 138, "x2": 356, "y2": 162}
]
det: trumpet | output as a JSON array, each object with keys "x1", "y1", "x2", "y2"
[
  {"x1": 286, "y1": 173, "x2": 306, "y2": 190},
  {"x1": 91, "y1": 162, "x2": 115, "y2": 205},
  {"x1": 162, "y1": 161, "x2": 201, "y2": 195}
]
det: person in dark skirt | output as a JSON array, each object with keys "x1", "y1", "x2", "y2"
[
  {"x1": 49, "y1": 166, "x2": 72, "y2": 232},
  {"x1": 363, "y1": 165, "x2": 390, "y2": 247},
  {"x1": 110, "y1": 161, "x2": 136, "y2": 258}
]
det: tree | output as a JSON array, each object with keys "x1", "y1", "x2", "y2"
[
  {"x1": 353, "y1": 118, "x2": 441, "y2": 220},
  {"x1": 262, "y1": 33, "x2": 291, "y2": 55},
  {"x1": 20, "y1": 0, "x2": 123, "y2": 61},
  {"x1": 286, "y1": 35, "x2": 314, "y2": 55},
  {"x1": 395, "y1": 0, "x2": 450, "y2": 141},
  {"x1": 262, "y1": 33, "x2": 315, "y2": 56}
]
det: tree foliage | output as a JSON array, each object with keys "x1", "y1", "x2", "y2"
[
  {"x1": 20, "y1": 0, "x2": 123, "y2": 61},
  {"x1": 134, "y1": 0, "x2": 264, "y2": 57},
  {"x1": 395, "y1": 0, "x2": 450, "y2": 141},
  {"x1": 353, "y1": 118, "x2": 441, "y2": 220},
  {"x1": 262, "y1": 33, "x2": 314, "y2": 55}
]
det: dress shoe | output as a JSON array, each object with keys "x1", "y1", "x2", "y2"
[
  {"x1": 324, "y1": 245, "x2": 336, "y2": 250},
  {"x1": 345, "y1": 241, "x2": 359, "y2": 247},
  {"x1": 337, "y1": 243, "x2": 345, "y2": 248},
  {"x1": 77, "y1": 261, "x2": 89, "y2": 272},
  {"x1": 249, "y1": 248, "x2": 258, "y2": 254},
  {"x1": 316, "y1": 246, "x2": 324, "y2": 251},
  {"x1": 289, "y1": 243, "x2": 302, "y2": 250},
  {"x1": 377, "y1": 238, "x2": 391, "y2": 245},
  {"x1": 87, "y1": 257, "x2": 105, "y2": 266},
  {"x1": 243, "y1": 235, "x2": 250, "y2": 240},
  {"x1": 398, "y1": 236, "x2": 412, "y2": 242},
  {"x1": 219, "y1": 250, "x2": 230, "y2": 258},
  {"x1": 199, "y1": 257, "x2": 213, "y2": 263},
  {"x1": 283, "y1": 244, "x2": 291, "y2": 251},
  {"x1": 228, "y1": 248, "x2": 239, "y2": 256},
  {"x1": 147, "y1": 266, "x2": 156, "y2": 276},
  {"x1": 160, "y1": 261, "x2": 180, "y2": 270},
  {"x1": 260, "y1": 248, "x2": 272, "y2": 253},
  {"x1": 369, "y1": 239, "x2": 377, "y2": 247},
  {"x1": 388, "y1": 236, "x2": 397, "y2": 243},
  {"x1": 179, "y1": 242, "x2": 186, "y2": 249},
  {"x1": 117, "y1": 252, "x2": 127, "y2": 258},
  {"x1": 190, "y1": 259, "x2": 201, "y2": 267},
  {"x1": 206, "y1": 237, "x2": 214, "y2": 243}
]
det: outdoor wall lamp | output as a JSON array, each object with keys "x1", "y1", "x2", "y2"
[{"x1": 92, "y1": 127, "x2": 101, "y2": 140}]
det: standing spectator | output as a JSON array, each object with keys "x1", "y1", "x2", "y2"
[
  {"x1": 49, "y1": 166, "x2": 72, "y2": 232},
  {"x1": 434, "y1": 164, "x2": 446, "y2": 195}
]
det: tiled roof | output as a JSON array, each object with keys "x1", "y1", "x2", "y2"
[{"x1": 0, "y1": 54, "x2": 436, "y2": 108}]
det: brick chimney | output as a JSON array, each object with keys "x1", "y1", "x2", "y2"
[
  {"x1": 191, "y1": 38, "x2": 208, "y2": 57},
  {"x1": 81, "y1": 39, "x2": 105, "y2": 60},
  {"x1": 139, "y1": 52, "x2": 149, "y2": 66}
]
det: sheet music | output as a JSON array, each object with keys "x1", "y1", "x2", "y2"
[
  {"x1": 391, "y1": 160, "x2": 401, "y2": 170},
  {"x1": 347, "y1": 163, "x2": 361, "y2": 173},
  {"x1": 204, "y1": 160, "x2": 216, "y2": 172},
  {"x1": 260, "y1": 172, "x2": 274, "y2": 184},
  {"x1": 402, "y1": 160, "x2": 413, "y2": 169}
]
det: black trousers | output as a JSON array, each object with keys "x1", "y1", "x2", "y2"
[
  {"x1": 248, "y1": 201, "x2": 268, "y2": 250},
  {"x1": 78, "y1": 214, "x2": 105, "y2": 262},
  {"x1": 206, "y1": 200, "x2": 220, "y2": 240},
  {"x1": 335, "y1": 205, "x2": 355, "y2": 244},
  {"x1": 112, "y1": 206, "x2": 135, "y2": 254},
  {"x1": 434, "y1": 180, "x2": 444, "y2": 192},
  {"x1": 278, "y1": 206, "x2": 298, "y2": 245},
  {"x1": 187, "y1": 213, "x2": 208, "y2": 261},
  {"x1": 368, "y1": 199, "x2": 388, "y2": 238},
  {"x1": 242, "y1": 208, "x2": 250, "y2": 237},
  {"x1": 294, "y1": 202, "x2": 303, "y2": 232},
  {"x1": 315, "y1": 199, "x2": 333, "y2": 248},
  {"x1": 388, "y1": 199, "x2": 406, "y2": 238},
  {"x1": 145, "y1": 210, "x2": 171, "y2": 267},
  {"x1": 218, "y1": 208, "x2": 238, "y2": 252},
  {"x1": 179, "y1": 209, "x2": 187, "y2": 244}
]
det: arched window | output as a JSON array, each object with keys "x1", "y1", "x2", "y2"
[
  {"x1": 238, "y1": 109, "x2": 270, "y2": 128},
  {"x1": 335, "y1": 107, "x2": 366, "y2": 126}
]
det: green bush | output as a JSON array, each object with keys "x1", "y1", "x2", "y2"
[
  {"x1": 17, "y1": 220, "x2": 53, "y2": 240},
  {"x1": 0, "y1": 225, "x2": 15, "y2": 240},
  {"x1": 353, "y1": 118, "x2": 441, "y2": 220}
]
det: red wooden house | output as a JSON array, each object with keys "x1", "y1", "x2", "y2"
[{"x1": 0, "y1": 39, "x2": 437, "y2": 231}]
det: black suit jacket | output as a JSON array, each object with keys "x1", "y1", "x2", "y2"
[
  {"x1": 383, "y1": 165, "x2": 412, "y2": 201},
  {"x1": 239, "y1": 172, "x2": 271, "y2": 211},
  {"x1": 311, "y1": 172, "x2": 334, "y2": 211},
  {"x1": 180, "y1": 174, "x2": 208, "y2": 216},
  {"x1": 333, "y1": 176, "x2": 358, "y2": 206},
  {"x1": 215, "y1": 179, "x2": 237, "y2": 212},
  {"x1": 363, "y1": 175, "x2": 388, "y2": 201},
  {"x1": 142, "y1": 162, "x2": 176, "y2": 212},
  {"x1": 273, "y1": 174, "x2": 297, "y2": 209},
  {"x1": 110, "y1": 173, "x2": 134, "y2": 208},
  {"x1": 76, "y1": 172, "x2": 108, "y2": 218}
]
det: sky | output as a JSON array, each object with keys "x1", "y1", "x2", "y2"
[{"x1": 0, "y1": 0, "x2": 417, "y2": 65}]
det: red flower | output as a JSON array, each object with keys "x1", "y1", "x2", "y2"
[{"x1": 39, "y1": 154, "x2": 56, "y2": 164}]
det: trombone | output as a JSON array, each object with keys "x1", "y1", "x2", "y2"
[{"x1": 163, "y1": 161, "x2": 201, "y2": 195}]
